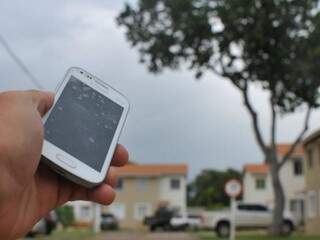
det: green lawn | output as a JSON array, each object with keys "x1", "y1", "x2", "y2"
[
  {"x1": 194, "y1": 231, "x2": 320, "y2": 240},
  {"x1": 25, "y1": 229, "x2": 320, "y2": 240},
  {"x1": 24, "y1": 229, "x2": 99, "y2": 240}
]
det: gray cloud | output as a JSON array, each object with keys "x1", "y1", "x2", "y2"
[{"x1": 0, "y1": 0, "x2": 319, "y2": 179}]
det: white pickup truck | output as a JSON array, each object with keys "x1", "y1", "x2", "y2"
[{"x1": 203, "y1": 203, "x2": 297, "y2": 238}]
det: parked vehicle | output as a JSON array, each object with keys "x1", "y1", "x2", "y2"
[
  {"x1": 170, "y1": 213, "x2": 203, "y2": 231},
  {"x1": 100, "y1": 213, "x2": 119, "y2": 230},
  {"x1": 203, "y1": 203, "x2": 297, "y2": 238},
  {"x1": 27, "y1": 211, "x2": 58, "y2": 237},
  {"x1": 144, "y1": 206, "x2": 176, "y2": 231}
]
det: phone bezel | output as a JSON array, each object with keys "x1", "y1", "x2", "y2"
[{"x1": 42, "y1": 67, "x2": 129, "y2": 187}]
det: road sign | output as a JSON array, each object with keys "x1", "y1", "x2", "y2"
[
  {"x1": 224, "y1": 179, "x2": 242, "y2": 198},
  {"x1": 224, "y1": 179, "x2": 242, "y2": 240}
]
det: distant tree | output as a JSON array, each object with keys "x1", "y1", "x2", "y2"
[
  {"x1": 188, "y1": 169, "x2": 241, "y2": 209},
  {"x1": 117, "y1": 0, "x2": 320, "y2": 235},
  {"x1": 56, "y1": 206, "x2": 75, "y2": 229}
]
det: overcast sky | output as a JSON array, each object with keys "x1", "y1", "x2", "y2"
[{"x1": 1, "y1": 1, "x2": 319, "y2": 180}]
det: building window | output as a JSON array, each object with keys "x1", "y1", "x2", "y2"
[
  {"x1": 116, "y1": 178, "x2": 123, "y2": 190},
  {"x1": 307, "y1": 191, "x2": 318, "y2": 219},
  {"x1": 307, "y1": 148, "x2": 315, "y2": 168},
  {"x1": 293, "y1": 158, "x2": 303, "y2": 176},
  {"x1": 108, "y1": 203, "x2": 126, "y2": 220},
  {"x1": 80, "y1": 205, "x2": 91, "y2": 219},
  {"x1": 255, "y1": 178, "x2": 266, "y2": 190},
  {"x1": 290, "y1": 199, "x2": 304, "y2": 225},
  {"x1": 134, "y1": 203, "x2": 152, "y2": 220},
  {"x1": 136, "y1": 178, "x2": 147, "y2": 190},
  {"x1": 290, "y1": 199, "x2": 300, "y2": 212},
  {"x1": 170, "y1": 178, "x2": 181, "y2": 190}
]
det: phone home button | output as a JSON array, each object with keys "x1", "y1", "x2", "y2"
[{"x1": 56, "y1": 154, "x2": 77, "y2": 169}]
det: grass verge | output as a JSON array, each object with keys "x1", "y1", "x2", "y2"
[
  {"x1": 24, "y1": 228, "x2": 98, "y2": 240},
  {"x1": 194, "y1": 231, "x2": 320, "y2": 240}
]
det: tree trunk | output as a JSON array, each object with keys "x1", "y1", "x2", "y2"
[{"x1": 267, "y1": 151, "x2": 285, "y2": 236}]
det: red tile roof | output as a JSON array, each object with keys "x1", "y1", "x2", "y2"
[
  {"x1": 244, "y1": 164, "x2": 269, "y2": 174},
  {"x1": 276, "y1": 144, "x2": 304, "y2": 157},
  {"x1": 304, "y1": 128, "x2": 320, "y2": 146},
  {"x1": 116, "y1": 163, "x2": 188, "y2": 177},
  {"x1": 244, "y1": 144, "x2": 304, "y2": 174}
]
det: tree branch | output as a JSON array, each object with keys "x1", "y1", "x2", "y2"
[
  {"x1": 279, "y1": 106, "x2": 312, "y2": 168},
  {"x1": 270, "y1": 96, "x2": 277, "y2": 150},
  {"x1": 216, "y1": 58, "x2": 245, "y2": 90},
  {"x1": 241, "y1": 82, "x2": 267, "y2": 155},
  {"x1": 215, "y1": 56, "x2": 266, "y2": 154}
]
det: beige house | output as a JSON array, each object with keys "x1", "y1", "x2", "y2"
[
  {"x1": 103, "y1": 163, "x2": 188, "y2": 229},
  {"x1": 243, "y1": 144, "x2": 305, "y2": 224},
  {"x1": 303, "y1": 129, "x2": 320, "y2": 235},
  {"x1": 67, "y1": 201, "x2": 94, "y2": 227},
  {"x1": 68, "y1": 163, "x2": 188, "y2": 229}
]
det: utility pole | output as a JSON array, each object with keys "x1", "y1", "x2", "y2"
[{"x1": 92, "y1": 203, "x2": 101, "y2": 234}]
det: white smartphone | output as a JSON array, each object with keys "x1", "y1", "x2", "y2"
[{"x1": 41, "y1": 67, "x2": 129, "y2": 188}]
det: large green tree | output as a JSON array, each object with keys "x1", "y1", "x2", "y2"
[
  {"x1": 188, "y1": 169, "x2": 242, "y2": 209},
  {"x1": 117, "y1": 0, "x2": 320, "y2": 235}
]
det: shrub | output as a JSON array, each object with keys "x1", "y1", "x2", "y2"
[{"x1": 56, "y1": 205, "x2": 75, "y2": 228}]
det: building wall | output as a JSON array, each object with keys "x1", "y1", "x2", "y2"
[
  {"x1": 243, "y1": 172, "x2": 274, "y2": 206},
  {"x1": 159, "y1": 175, "x2": 187, "y2": 213},
  {"x1": 243, "y1": 158, "x2": 305, "y2": 222},
  {"x1": 68, "y1": 201, "x2": 93, "y2": 223},
  {"x1": 280, "y1": 158, "x2": 305, "y2": 223},
  {"x1": 103, "y1": 174, "x2": 187, "y2": 229},
  {"x1": 304, "y1": 141, "x2": 320, "y2": 235},
  {"x1": 105, "y1": 177, "x2": 160, "y2": 229},
  {"x1": 280, "y1": 158, "x2": 305, "y2": 200}
]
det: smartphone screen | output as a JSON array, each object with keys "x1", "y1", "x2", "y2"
[{"x1": 44, "y1": 76, "x2": 124, "y2": 172}]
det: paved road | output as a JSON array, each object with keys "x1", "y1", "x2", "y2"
[{"x1": 97, "y1": 232, "x2": 198, "y2": 240}]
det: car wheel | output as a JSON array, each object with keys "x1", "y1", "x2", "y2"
[
  {"x1": 26, "y1": 232, "x2": 35, "y2": 238},
  {"x1": 163, "y1": 225, "x2": 171, "y2": 231},
  {"x1": 45, "y1": 228, "x2": 53, "y2": 235},
  {"x1": 182, "y1": 224, "x2": 189, "y2": 231},
  {"x1": 216, "y1": 222, "x2": 230, "y2": 238},
  {"x1": 45, "y1": 225, "x2": 54, "y2": 235},
  {"x1": 112, "y1": 224, "x2": 119, "y2": 230},
  {"x1": 281, "y1": 221, "x2": 293, "y2": 236},
  {"x1": 150, "y1": 225, "x2": 156, "y2": 232}
]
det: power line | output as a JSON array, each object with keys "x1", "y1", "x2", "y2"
[{"x1": 0, "y1": 34, "x2": 43, "y2": 89}]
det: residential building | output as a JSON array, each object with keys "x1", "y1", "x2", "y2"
[
  {"x1": 243, "y1": 144, "x2": 305, "y2": 224},
  {"x1": 103, "y1": 163, "x2": 188, "y2": 229},
  {"x1": 303, "y1": 129, "x2": 320, "y2": 235},
  {"x1": 68, "y1": 163, "x2": 188, "y2": 229},
  {"x1": 68, "y1": 201, "x2": 94, "y2": 227}
]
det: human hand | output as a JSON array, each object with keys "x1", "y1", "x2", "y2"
[{"x1": 0, "y1": 90, "x2": 128, "y2": 239}]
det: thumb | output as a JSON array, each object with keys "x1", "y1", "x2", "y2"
[{"x1": 28, "y1": 90, "x2": 55, "y2": 117}]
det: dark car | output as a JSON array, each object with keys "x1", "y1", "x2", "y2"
[
  {"x1": 100, "y1": 213, "x2": 119, "y2": 230},
  {"x1": 144, "y1": 206, "x2": 176, "y2": 231},
  {"x1": 27, "y1": 211, "x2": 58, "y2": 237}
]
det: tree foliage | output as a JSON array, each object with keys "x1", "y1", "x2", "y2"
[
  {"x1": 56, "y1": 206, "x2": 75, "y2": 228},
  {"x1": 117, "y1": 0, "x2": 320, "y2": 112},
  {"x1": 188, "y1": 169, "x2": 241, "y2": 209},
  {"x1": 117, "y1": 0, "x2": 320, "y2": 235}
]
